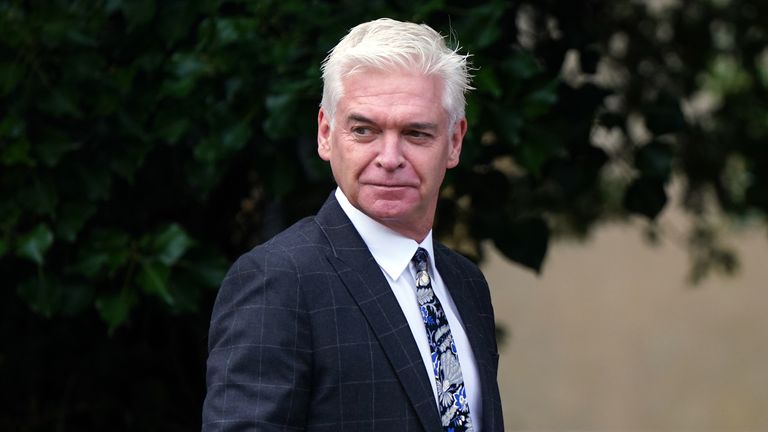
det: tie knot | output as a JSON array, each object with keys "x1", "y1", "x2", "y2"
[{"x1": 412, "y1": 247, "x2": 429, "y2": 266}]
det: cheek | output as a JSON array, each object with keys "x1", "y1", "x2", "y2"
[
  {"x1": 412, "y1": 153, "x2": 447, "y2": 181},
  {"x1": 335, "y1": 146, "x2": 375, "y2": 178}
]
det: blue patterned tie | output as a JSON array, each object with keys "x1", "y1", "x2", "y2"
[{"x1": 412, "y1": 248, "x2": 473, "y2": 432}]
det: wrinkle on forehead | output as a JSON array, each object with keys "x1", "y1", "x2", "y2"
[{"x1": 336, "y1": 71, "x2": 448, "y2": 129}]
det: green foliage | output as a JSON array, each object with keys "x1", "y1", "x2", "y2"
[
  {"x1": 15, "y1": 224, "x2": 54, "y2": 265},
  {"x1": 2, "y1": 0, "x2": 768, "y2": 429}
]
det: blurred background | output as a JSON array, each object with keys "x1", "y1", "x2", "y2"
[
  {"x1": 1, "y1": 0, "x2": 767, "y2": 430},
  {"x1": 485, "y1": 190, "x2": 768, "y2": 431}
]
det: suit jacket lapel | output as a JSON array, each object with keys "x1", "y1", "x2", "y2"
[
  {"x1": 435, "y1": 246, "x2": 500, "y2": 432},
  {"x1": 315, "y1": 195, "x2": 442, "y2": 432}
]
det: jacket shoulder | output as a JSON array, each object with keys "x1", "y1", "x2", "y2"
[
  {"x1": 211, "y1": 216, "x2": 330, "y2": 319},
  {"x1": 240, "y1": 215, "x2": 331, "y2": 267},
  {"x1": 434, "y1": 242, "x2": 486, "y2": 280}
]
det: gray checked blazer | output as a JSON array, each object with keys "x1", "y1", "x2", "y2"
[{"x1": 203, "y1": 193, "x2": 504, "y2": 431}]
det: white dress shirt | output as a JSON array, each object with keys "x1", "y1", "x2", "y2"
[{"x1": 335, "y1": 188, "x2": 482, "y2": 430}]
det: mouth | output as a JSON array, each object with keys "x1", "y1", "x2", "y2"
[
  {"x1": 361, "y1": 178, "x2": 418, "y2": 187},
  {"x1": 365, "y1": 183, "x2": 416, "y2": 189}
]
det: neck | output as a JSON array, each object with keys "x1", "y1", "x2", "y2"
[{"x1": 377, "y1": 218, "x2": 432, "y2": 243}]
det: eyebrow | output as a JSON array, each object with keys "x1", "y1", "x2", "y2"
[
  {"x1": 346, "y1": 113, "x2": 438, "y2": 131},
  {"x1": 347, "y1": 113, "x2": 375, "y2": 125}
]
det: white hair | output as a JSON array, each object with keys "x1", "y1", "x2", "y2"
[{"x1": 320, "y1": 18, "x2": 473, "y2": 127}]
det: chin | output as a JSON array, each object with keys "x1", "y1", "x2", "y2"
[{"x1": 365, "y1": 203, "x2": 411, "y2": 220}]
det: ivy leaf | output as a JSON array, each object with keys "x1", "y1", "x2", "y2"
[
  {"x1": 491, "y1": 107, "x2": 524, "y2": 147},
  {"x1": 16, "y1": 224, "x2": 54, "y2": 265},
  {"x1": 597, "y1": 112, "x2": 625, "y2": 129},
  {"x1": 0, "y1": 61, "x2": 23, "y2": 96},
  {"x1": 35, "y1": 131, "x2": 82, "y2": 167},
  {"x1": 110, "y1": 0, "x2": 156, "y2": 29},
  {"x1": 519, "y1": 125, "x2": 563, "y2": 176},
  {"x1": 56, "y1": 202, "x2": 97, "y2": 242},
  {"x1": 137, "y1": 260, "x2": 173, "y2": 306},
  {"x1": 461, "y1": 2, "x2": 506, "y2": 49},
  {"x1": 220, "y1": 121, "x2": 251, "y2": 154},
  {"x1": 475, "y1": 68, "x2": 503, "y2": 99},
  {"x1": 69, "y1": 229, "x2": 132, "y2": 278},
  {"x1": 95, "y1": 289, "x2": 137, "y2": 333},
  {"x1": 263, "y1": 93, "x2": 296, "y2": 140},
  {"x1": 58, "y1": 283, "x2": 95, "y2": 316},
  {"x1": 0, "y1": 113, "x2": 25, "y2": 138},
  {"x1": 75, "y1": 163, "x2": 112, "y2": 201},
  {"x1": 635, "y1": 141, "x2": 673, "y2": 182},
  {"x1": 110, "y1": 141, "x2": 151, "y2": 182},
  {"x1": 503, "y1": 51, "x2": 542, "y2": 81},
  {"x1": 178, "y1": 254, "x2": 229, "y2": 289},
  {"x1": 17, "y1": 276, "x2": 92, "y2": 317},
  {"x1": 19, "y1": 179, "x2": 59, "y2": 216},
  {"x1": 145, "y1": 223, "x2": 192, "y2": 266},
  {"x1": 17, "y1": 276, "x2": 60, "y2": 318},
  {"x1": 493, "y1": 217, "x2": 550, "y2": 273},
  {"x1": 522, "y1": 79, "x2": 560, "y2": 120},
  {"x1": 580, "y1": 47, "x2": 601, "y2": 74},
  {"x1": 643, "y1": 98, "x2": 686, "y2": 136},
  {"x1": 0, "y1": 138, "x2": 34, "y2": 167},
  {"x1": 40, "y1": 89, "x2": 83, "y2": 118},
  {"x1": 0, "y1": 200, "x2": 21, "y2": 230},
  {"x1": 269, "y1": 157, "x2": 299, "y2": 198},
  {"x1": 1, "y1": 113, "x2": 33, "y2": 166},
  {"x1": 69, "y1": 251, "x2": 110, "y2": 279},
  {"x1": 160, "y1": 52, "x2": 213, "y2": 98},
  {"x1": 624, "y1": 176, "x2": 668, "y2": 219},
  {"x1": 194, "y1": 121, "x2": 251, "y2": 163},
  {"x1": 154, "y1": 111, "x2": 190, "y2": 144}
]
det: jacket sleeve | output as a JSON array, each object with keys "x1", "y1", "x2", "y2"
[{"x1": 202, "y1": 246, "x2": 312, "y2": 431}]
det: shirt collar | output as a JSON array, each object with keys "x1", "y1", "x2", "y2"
[{"x1": 335, "y1": 187, "x2": 434, "y2": 281}]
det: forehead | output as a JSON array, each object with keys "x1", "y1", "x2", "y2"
[{"x1": 337, "y1": 70, "x2": 447, "y2": 123}]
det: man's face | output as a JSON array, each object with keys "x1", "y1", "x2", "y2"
[{"x1": 318, "y1": 69, "x2": 466, "y2": 241}]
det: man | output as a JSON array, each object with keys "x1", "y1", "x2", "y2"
[{"x1": 203, "y1": 18, "x2": 503, "y2": 432}]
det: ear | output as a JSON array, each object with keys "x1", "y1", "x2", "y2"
[
  {"x1": 317, "y1": 107, "x2": 332, "y2": 161},
  {"x1": 446, "y1": 117, "x2": 467, "y2": 169}
]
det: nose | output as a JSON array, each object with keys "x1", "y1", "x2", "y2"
[{"x1": 375, "y1": 132, "x2": 405, "y2": 171}]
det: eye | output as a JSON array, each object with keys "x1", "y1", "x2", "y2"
[
  {"x1": 351, "y1": 126, "x2": 375, "y2": 137},
  {"x1": 404, "y1": 130, "x2": 433, "y2": 140}
]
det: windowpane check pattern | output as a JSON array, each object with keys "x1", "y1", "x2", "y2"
[{"x1": 412, "y1": 247, "x2": 473, "y2": 432}]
